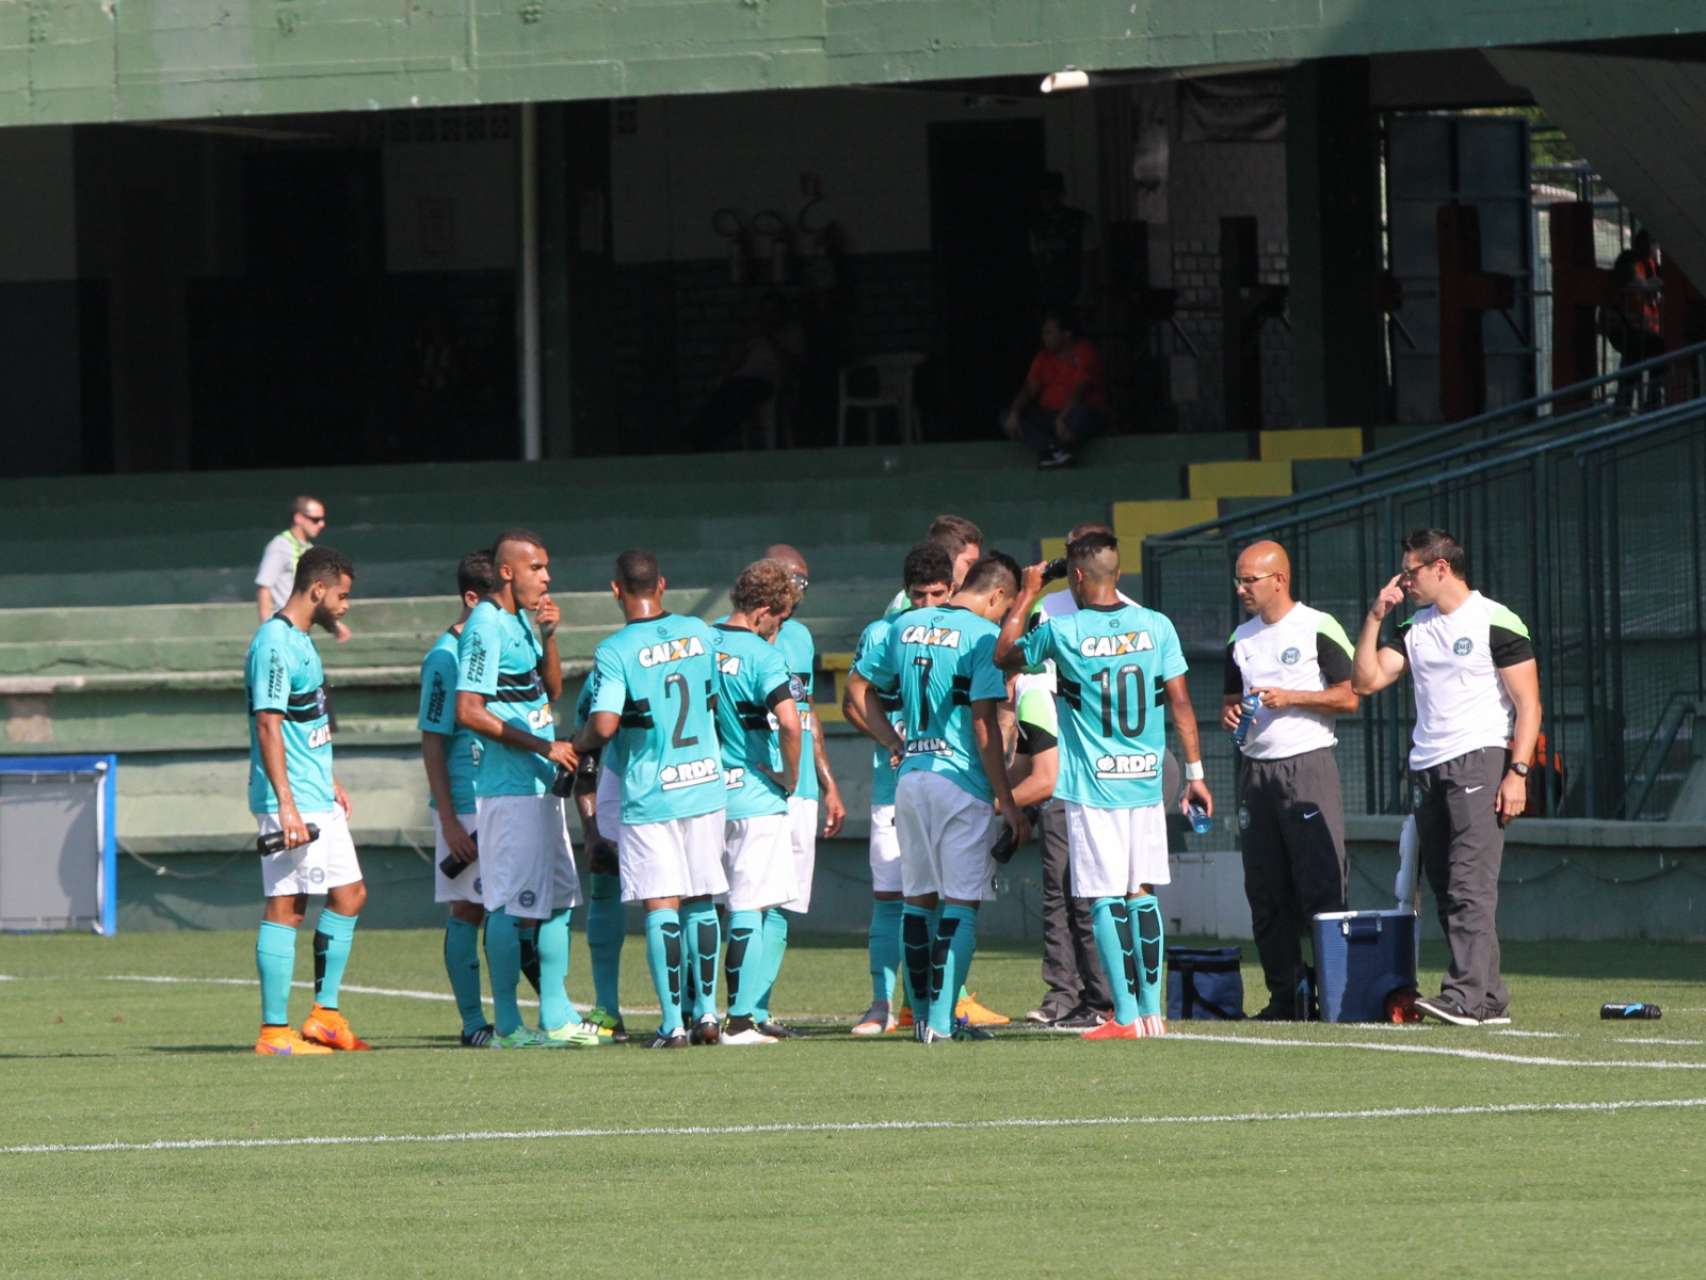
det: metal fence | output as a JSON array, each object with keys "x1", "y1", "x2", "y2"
[{"x1": 1145, "y1": 402, "x2": 1706, "y2": 820}]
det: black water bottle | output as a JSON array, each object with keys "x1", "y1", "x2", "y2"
[
  {"x1": 439, "y1": 831, "x2": 480, "y2": 879},
  {"x1": 990, "y1": 805, "x2": 1041, "y2": 864},
  {"x1": 1601, "y1": 1002, "x2": 1662, "y2": 1020},
  {"x1": 256, "y1": 823, "x2": 320, "y2": 855}
]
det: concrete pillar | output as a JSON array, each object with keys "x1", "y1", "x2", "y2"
[{"x1": 1286, "y1": 58, "x2": 1384, "y2": 427}]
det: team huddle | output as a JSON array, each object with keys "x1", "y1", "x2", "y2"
[{"x1": 241, "y1": 510, "x2": 1226, "y2": 1053}]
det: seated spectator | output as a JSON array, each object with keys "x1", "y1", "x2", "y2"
[
  {"x1": 1000, "y1": 310, "x2": 1107, "y2": 470},
  {"x1": 690, "y1": 293, "x2": 799, "y2": 450},
  {"x1": 1606, "y1": 229, "x2": 1664, "y2": 410}
]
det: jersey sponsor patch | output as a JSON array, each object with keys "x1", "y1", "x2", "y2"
[
  {"x1": 660, "y1": 756, "x2": 721, "y2": 790},
  {"x1": 637, "y1": 635, "x2": 707, "y2": 668},
  {"x1": 898, "y1": 624, "x2": 962, "y2": 648},
  {"x1": 1095, "y1": 751, "x2": 1159, "y2": 780},
  {"x1": 905, "y1": 736, "x2": 952, "y2": 758},
  {"x1": 1079, "y1": 630, "x2": 1155, "y2": 658}
]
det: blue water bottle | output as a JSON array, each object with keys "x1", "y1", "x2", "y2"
[
  {"x1": 1187, "y1": 802, "x2": 1213, "y2": 835},
  {"x1": 1232, "y1": 693, "x2": 1261, "y2": 749}
]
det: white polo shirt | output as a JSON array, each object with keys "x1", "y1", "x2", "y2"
[
  {"x1": 1381, "y1": 591, "x2": 1534, "y2": 771},
  {"x1": 1224, "y1": 602, "x2": 1355, "y2": 761}
]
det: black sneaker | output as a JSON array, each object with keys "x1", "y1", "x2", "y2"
[
  {"x1": 646, "y1": 1028, "x2": 691, "y2": 1049},
  {"x1": 1254, "y1": 1002, "x2": 1293, "y2": 1022},
  {"x1": 756, "y1": 1020, "x2": 801, "y2": 1039},
  {"x1": 1413, "y1": 994, "x2": 1479, "y2": 1027},
  {"x1": 1053, "y1": 1006, "x2": 1108, "y2": 1030},
  {"x1": 460, "y1": 1023, "x2": 496, "y2": 1047},
  {"x1": 1037, "y1": 447, "x2": 1075, "y2": 471},
  {"x1": 689, "y1": 1015, "x2": 721, "y2": 1046}
]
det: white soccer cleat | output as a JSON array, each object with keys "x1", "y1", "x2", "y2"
[
  {"x1": 850, "y1": 1001, "x2": 895, "y2": 1036},
  {"x1": 722, "y1": 1025, "x2": 780, "y2": 1046}
]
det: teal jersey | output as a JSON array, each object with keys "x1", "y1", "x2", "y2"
[
  {"x1": 712, "y1": 624, "x2": 796, "y2": 820},
  {"x1": 853, "y1": 617, "x2": 904, "y2": 807},
  {"x1": 589, "y1": 612, "x2": 724, "y2": 825},
  {"x1": 457, "y1": 599, "x2": 555, "y2": 799},
  {"x1": 1017, "y1": 601, "x2": 1188, "y2": 809},
  {"x1": 245, "y1": 616, "x2": 334, "y2": 814},
  {"x1": 418, "y1": 628, "x2": 480, "y2": 814},
  {"x1": 776, "y1": 617, "x2": 818, "y2": 802},
  {"x1": 574, "y1": 678, "x2": 624, "y2": 774},
  {"x1": 853, "y1": 605, "x2": 1005, "y2": 802}
]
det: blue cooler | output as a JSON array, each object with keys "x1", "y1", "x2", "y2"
[{"x1": 1311, "y1": 909, "x2": 1418, "y2": 1022}]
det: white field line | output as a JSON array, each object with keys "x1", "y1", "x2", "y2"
[
  {"x1": 1166, "y1": 1031, "x2": 1706, "y2": 1070},
  {"x1": 102, "y1": 973, "x2": 666, "y2": 1017},
  {"x1": 7, "y1": 1096, "x2": 1706, "y2": 1158},
  {"x1": 1494, "y1": 1030, "x2": 1572, "y2": 1039},
  {"x1": 1615, "y1": 1037, "x2": 1704, "y2": 1047}
]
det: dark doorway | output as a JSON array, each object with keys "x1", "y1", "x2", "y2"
[{"x1": 926, "y1": 119, "x2": 1046, "y2": 441}]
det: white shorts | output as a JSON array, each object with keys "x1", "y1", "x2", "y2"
[
  {"x1": 475, "y1": 793, "x2": 582, "y2": 917},
  {"x1": 782, "y1": 796, "x2": 819, "y2": 913},
  {"x1": 893, "y1": 771, "x2": 999, "y2": 903},
  {"x1": 722, "y1": 813, "x2": 799, "y2": 912},
  {"x1": 594, "y1": 757, "x2": 624, "y2": 849},
  {"x1": 1064, "y1": 800, "x2": 1171, "y2": 897},
  {"x1": 619, "y1": 810, "x2": 727, "y2": 903},
  {"x1": 432, "y1": 810, "x2": 483, "y2": 905},
  {"x1": 869, "y1": 802, "x2": 902, "y2": 894},
  {"x1": 257, "y1": 807, "x2": 362, "y2": 898}
]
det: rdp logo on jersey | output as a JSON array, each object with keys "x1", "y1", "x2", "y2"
[
  {"x1": 724, "y1": 766, "x2": 746, "y2": 790},
  {"x1": 638, "y1": 635, "x2": 707, "y2": 668},
  {"x1": 899, "y1": 624, "x2": 962, "y2": 648},
  {"x1": 1095, "y1": 752, "x2": 1160, "y2": 780},
  {"x1": 905, "y1": 736, "x2": 952, "y2": 757},
  {"x1": 1080, "y1": 631, "x2": 1154, "y2": 658},
  {"x1": 660, "y1": 756, "x2": 720, "y2": 790}
]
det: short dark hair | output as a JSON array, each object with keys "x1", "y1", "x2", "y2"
[
  {"x1": 902, "y1": 541, "x2": 954, "y2": 591},
  {"x1": 615, "y1": 548, "x2": 661, "y2": 594},
  {"x1": 291, "y1": 494, "x2": 323, "y2": 519},
  {"x1": 961, "y1": 551, "x2": 1020, "y2": 595},
  {"x1": 1066, "y1": 521, "x2": 1113, "y2": 546},
  {"x1": 293, "y1": 545, "x2": 353, "y2": 595},
  {"x1": 926, "y1": 514, "x2": 984, "y2": 558},
  {"x1": 1402, "y1": 528, "x2": 1468, "y2": 580},
  {"x1": 1068, "y1": 529, "x2": 1119, "y2": 579},
  {"x1": 490, "y1": 527, "x2": 547, "y2": 562},
  {"x1": 457, "y1": 551, "x2": 496, "y2": 597}
]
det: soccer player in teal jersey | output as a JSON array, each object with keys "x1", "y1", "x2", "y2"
[
  {"x1": 455, "y1": 530, "x2": 601, "y2": 1050},
  {"x1": 575, "y1": 549, "x2": 727, "y2": 1050},
  {"x1": 570, "y1": 679, "x2": 629, "y2": 1041},
  {"x1": 842, "y1": 541, "x2": 954, "y2": 1035},
  {"x1": 752, "y1": 544, "x2": 846, "y2": 1038},
  {"x1": 997, "y1": 530, "x2": 1213, "y2": 1040},
  {"x1": 247, "y1": 546, "x2": 369, "y2": 1056},
  {"x1": 711, "y1": 559, "x2": 805, "y2": 1045},
  {"x1": 420, "y1": 551, "x2": 498, "y2": 1046},
  {"x1": 855, "y1": 553, "x2": 1029, "y2": 1043}
]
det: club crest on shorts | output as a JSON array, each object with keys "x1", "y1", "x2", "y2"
[
  {"x1": 518, "y1": 890, "x2": 537, "y2": 909},
  {"x1": 1453, "y1": 636, "x2": 1474, "y2": 656},
  {"x1": 1281, "y1": 646, "x2": 1301, "y2": 665}
]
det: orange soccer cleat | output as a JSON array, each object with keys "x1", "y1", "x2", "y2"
[
  {"x1": 300, "y1": 1005, "x2": 373, "y2": 1051},
  {"x1": 893, "y1": 1004, "x2": 915, "y2": 1031},
  {"x1": 954, "y1": 992, "x2": 1011, "y2": 1026},
  {"x1": 255, "y1": 1025, "x2": 334, "y2": 1056},
  {"x1": 1080, "y1": 1018, "x2": 1139, "y2": 1041}
]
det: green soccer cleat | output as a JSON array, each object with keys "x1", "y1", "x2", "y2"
[
  {"x1": 584, "y1": 1006, "x2": 630, "y2": 1043},
  {"x1": 542, "y1": 1020, "x2": 608, "y2": 1048},
  {"x1": 489, "y1": 1026, "x2": 550, "y2": 1049}
]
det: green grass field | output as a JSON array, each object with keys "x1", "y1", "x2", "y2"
[{"x1": 4, "y1": 928, "x2": 1705, "y2": 1277}]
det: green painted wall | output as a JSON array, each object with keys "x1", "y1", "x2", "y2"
[{"x1": 2, "y1": 1, "x2": 1700, "y2": 129}]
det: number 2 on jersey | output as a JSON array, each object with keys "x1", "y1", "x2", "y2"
[{"x1": 664, "y1": 672, "x2": 698, "y2": 749}]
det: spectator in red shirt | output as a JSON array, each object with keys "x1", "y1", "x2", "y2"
[{"x1": 1000, "y1": 310, "x2": 1108, "y2": 470}]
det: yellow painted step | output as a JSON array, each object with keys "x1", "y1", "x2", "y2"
[
  {"x1": 1188, "y1": 460, "x2": 1293, "y2": 500},
  {"x1": 1258, "y1": 427, "x2": 1365, "y2": 462},
  {"x1": 1107, "y1": 499, "x2": 1221, "y2": 577}
]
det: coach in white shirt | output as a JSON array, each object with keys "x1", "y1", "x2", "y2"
[
  {"x1": 1353, "y1": 528, "x2": 1541, "y2": 1028},
  {"x1": 1223, "y1": 540, "x2": 1358, "y2": 1020}
]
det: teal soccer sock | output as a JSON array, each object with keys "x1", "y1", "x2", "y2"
[
  {"x1": 645, "y1": 907, "x2": 684, "y2": 1034},
  {"x1": 928, "y1": 905, "x2": 978, "y2": 1035},
  {"x1": 1129, "y1": 894, "x2": 1165, "y2": 1018},
  {"x1": 681, "y1": 899, "x2": 721, "y2": 1021},
  {"x1": 900, "y1": 905, "x2": 933, "y2": 1023},
  {"x1": 868, "y1": 899, "x2": 903, "y2": 1005},
  {"x1": 1090, "y1": 898, "x2": 1140, "y2": 1026},
  {"x1": 586, "y1": 872, "x2": 624, "y2": 1013},
  {"x1": 518, "y1": 924, "x2": 542, "y2": 996},
  {"x1": 484, "y1": 909, "x2": 525, "y2": 1036},
  {"x1": 535, "y1": 907, "x2": 578, "y2": 1031},
  {"x1": 312, "y1": 909, "x2": 358, "y2": 1010},
  {"x1": 724, "y1": 909, "x2": 765, "y2": 1019},
  {"x1": 443, "y1": 917, "x2": 486, "y2": 1035},
  {"x1": 752, "y1": 907, "x2": 789, "y2": 1022},
  {"x1": 256, "y1": 921, "x2": 296, "y2": 1026}
]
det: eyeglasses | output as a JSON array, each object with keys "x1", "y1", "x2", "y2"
[
  {"x1": 303, "y1": 512, "x2": 327, "y2": 525},
  {"x1": 1233, "y1": 572, "x2": 1279, "y2": 588},
  {"x1": 1397, "y1": 558, "x2": 1441, "y2": 582}
]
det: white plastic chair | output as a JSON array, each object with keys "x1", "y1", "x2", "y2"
[{"x1": 836, "y1": 352, "x2": 925, "y2": 446}]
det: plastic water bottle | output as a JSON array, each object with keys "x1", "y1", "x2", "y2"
[
  {"x1": 256, "y1": 823, "x2": 320, "y2": 855},
  {"x1": 1232, "y1": 693, "x2": 1261, "y2": 749},
  {"x1": 1601, "y1": 1002, "x2": 1663, "y2": 1019},
  {"x1": 1187, "y1": 803, "x2": 1213, "y2": 836}
]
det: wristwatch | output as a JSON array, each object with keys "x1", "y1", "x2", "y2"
[{"x1": 1507, "y1": 761, "x2": 1530, "y2": 778}]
